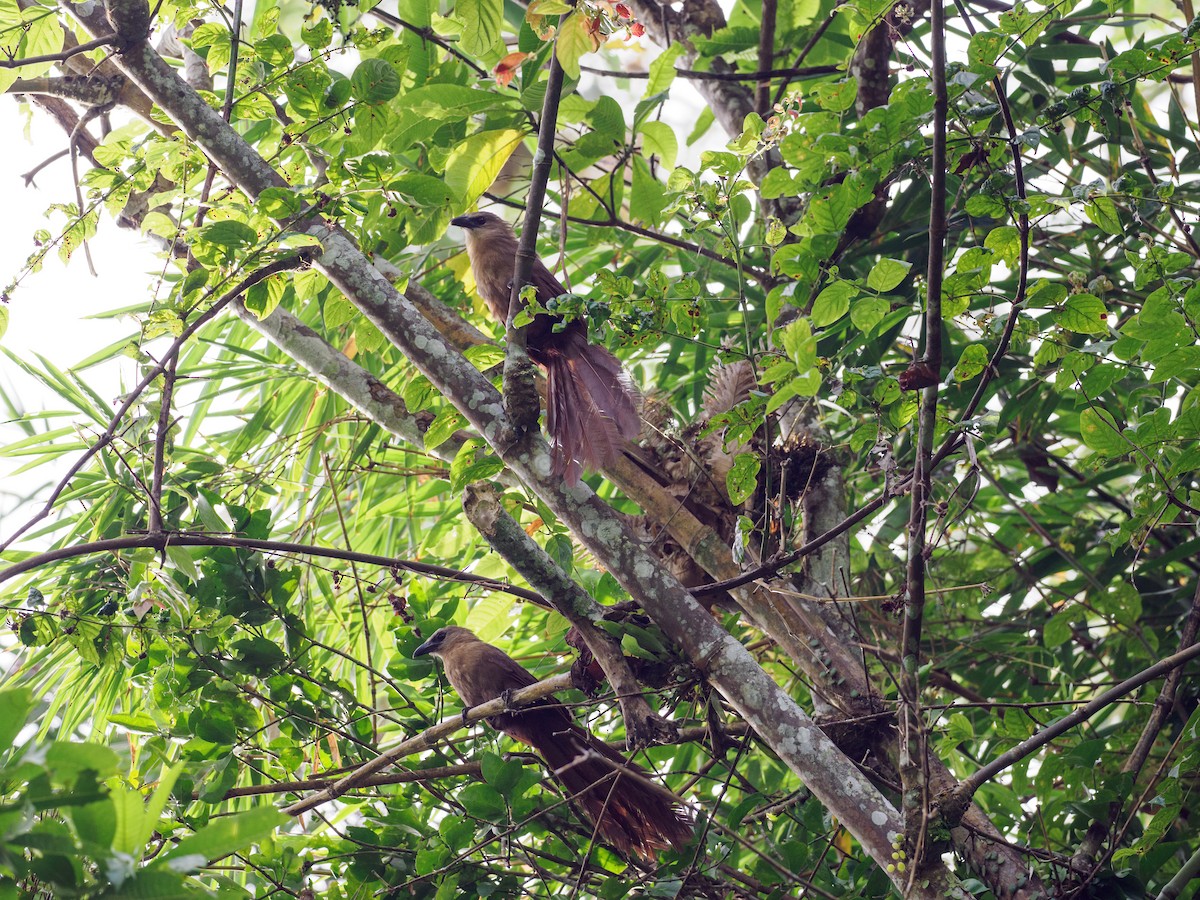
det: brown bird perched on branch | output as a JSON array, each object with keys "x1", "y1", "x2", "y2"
[
  {"x1": 413, "y1": 626, "x2": 692, "y2": 859},
  {"x1": 450, "y1": 212, "x2": 641, "y2": 485}
]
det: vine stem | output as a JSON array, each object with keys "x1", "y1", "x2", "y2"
[
  {"x1": 503, "y1": 29, "x2": 567, "y2": 433},
  {"x1": 899, "y1": 0, "x2": 948, "y2": 884}
]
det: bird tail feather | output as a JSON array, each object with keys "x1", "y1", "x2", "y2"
[
  {"x1": 530, "y1": 723, "x2": 693, "y2": 860},
  {"x1": 544, "y1": 331, "x2": 641, "y2": 485}
]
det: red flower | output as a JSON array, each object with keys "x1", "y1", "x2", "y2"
[
  {"x1": 614, "y1": 2, "x2": 631, "y2": 17},
  {"x1": 630, "y1": 21, "x2": 645, "y2": 36}
]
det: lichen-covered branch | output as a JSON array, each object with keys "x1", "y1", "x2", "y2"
[{"x1": 462, "y1": 483, "x2": 675, "y2": 750}]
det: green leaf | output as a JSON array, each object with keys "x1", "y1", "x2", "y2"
[
  {"x1": 450, "y1": 440, "x2": 506, "y2": 491},
  {"x1": 779, "y1": 317, "x2": 816, "y2": 369},
  {"x1": 556, "y1": 12, "x2": 600, "y2": 80},
  {"x1": 814, "y1": 78, "x2": 857, "y2": 112},
  {"x1": 1149, "y1": 346, "x2": 1200, "y2": 384},
  {"x1": 866, "y1": 258, "x2": 912, "y2": 292},
  {"x1": 968, "y1": 30, "x2": 1005, "y2": 69},
  {"x1": 726, "y1": 453, "x2": 760, "y2": 506},
  {"x1": 640, "y1": 120, "x2": 678, "y2": 169},
  {"x1": 983, "y1": 225, "x2": 1020, "y2": 266},
  {"x1": 445, "y1": 129, "x2": 526, "y2": 208},
  {"x1": 481, "y1": 752, "x2": 526, "y2": 797},
  {"x1": 1043, "y1": 606, "x2": 1076, "y2": 647},
  {"x1": 457, "y1": 0, "x2": 503, "y2": 56},
  {"x1": 157, "y1": 805, "x2": 288, "y2": 871},
  {"x1": 0, "y1": 687, "x2": 33, "y2": 756},
  {"x1": 812, "y1": 281, "x2": 856, "y2": 327},
  {"x1": 646, "y1": 42, "x2": 685, "y2": 95},
  {"x1": 350, "y1": 58, "x2": 401, "y2": 104},
  {"x1": 1084, "y1": 196, "x2": 1122, "y2": 235},
  {"x1": 630, "y1": 158, "x2": 667, "y2": 226},
  {"x1": 1054, "y1": 294, "x2": 1107, "y2": 334},
  {"x1": 850, "y1": 297, "x2": 889, "y2": 333},
  {"x1": 423, "y1": 407, "x2": 467, "y2": 450},
  {"x1": 44, "y1": 741, "x2": 120, "y2": 781},
  {"x1": 198, "y1": 220, "x2": 257, "y2": 250},
  {"x1": 953, "y1": 344, "x2": 989, "y2": 382},
  {"x1": 1079, "y1": 407, "x2": 1126, "y2": 455},
  {"x1": 456, "y1": 783, "x2": 507, "y2": 821}
]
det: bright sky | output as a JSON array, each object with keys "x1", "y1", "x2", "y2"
[{"x1": 0, "y1": 99, "x2": 154, "y2": 525}]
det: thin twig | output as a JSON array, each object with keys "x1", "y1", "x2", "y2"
[
  {"x1": 754, "y1": 0, "x2": 777, "y2": 115},
  {"x1": 0, "y1": 33, "x2": 116, "y2": 67},
  {"x1": 579, "y1": 62, "x2": 840, "y2": 82},
  {"x1": 0, "y1": 531, "x2": 547, "y2": 605},
  {"x1": 898, "y1": 0, "x2": 947, "y2": 884},
  {"x1": 946, "y1": 639, "x2": 1200, "y2": 808},
  {"x1": 504, "y1": 21, "x2": 567, "y2": 432}
]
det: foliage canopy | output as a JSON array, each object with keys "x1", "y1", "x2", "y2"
[{"x1": 2, "y1": 0, "x2": 1200, "y2": 896}]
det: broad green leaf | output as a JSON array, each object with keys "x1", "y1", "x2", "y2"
[
  {"x1": 866, "y1": 258, "x2": 912, "y2": 292},
  {"x1": 350, "y1": 58, "x2": 401, "y2": 104},
  {"x1": 456, "y1": 783, "x2": 507, "y2": 821},
  {"x1": 0, "y1": 687, "x2": 34, "y2": 756},
  {"x1": 983, "y1": 226, "x2": 1020, "y2": 266},
  {"x1": 640, "y1": 120, "x2": 678, "y2": 169},
  {"x1": 851, "y1": 297, "x2": 889, "y2": 333},
  {"x1": 1079, "y1": 407, "x2": 1126, "y2": 455},
  {"x1": 556, "y1": 12, "x2": 600, "y2": 79},
  {"x1": 1054, "y1": 294, "x2": 1107, "y2": 334},
  {"x1": 953, "y1": 344, "x2": 989, "y2": 382},
  {"x1": 458, "y1": 0, "x2": 504, "y2": 57},
  {"x1": 157, "y1": 805, "x2": 288, "y2": 871},
  {"x1": 1085, "y1": 196, "x2": 1122, "y2": 236},
  {"x1": 779, "y1": 317, "x2": 816, "y2": 369},
  {"x1": 726, "y1": 453, "x2": 760, "y2": 506},
  {"x1": 812, "y1": 281, "x2": 856, "y2": 327},
  {"x1": 646, "y1": 42, "x2": 685, "y2": 95},
  {"x1": 481, "y1": 752, "x2": 526, "y2": 797},
  {"x1": 814, "y1": 78, "x2": 857, "y2": 112},
  {"x1": 423, "y1": 406, "x2": 468, "y2": 450},
  {"x1": 444, "y1": 129, "x2": 526, "y2": 207}
]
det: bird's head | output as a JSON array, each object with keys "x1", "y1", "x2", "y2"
[
  {"x1": 450, "y1": 211, "x2": 502, "y2": 229},
  {"x1": 413, "y1": 625, "x2": 479, "y2": 658}
]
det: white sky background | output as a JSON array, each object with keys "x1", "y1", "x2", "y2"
[{"x1": 0, "y1": 99, "x2": 152, "y2": 527}]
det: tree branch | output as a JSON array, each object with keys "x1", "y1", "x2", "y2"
[
  {"x1": 462, "y1": 482, "x2": 675, "y2": 750},
  {"x1": 283, "y1": 673, "x2": 575, "y2": 814},
  {"x1": 0, "y1": 531, "x2": 547, "y2": 605}
]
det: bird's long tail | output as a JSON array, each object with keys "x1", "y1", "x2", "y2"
[
  {"x1": 530, "y1": 722, "x2": 693, "y2": 860},
  {"x1": 543, "y1": 330, "x2": 641, "y2": 485}
]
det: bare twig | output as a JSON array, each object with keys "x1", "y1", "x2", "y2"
[
  {"x1": 0, "y1": 33, "x2": 116, "y2": 67},
  {"x1": 0, "y1": 531, "x2": 546, "y2": 606},
  {"x1": 898, "y1": 0, "x2": 948, "y2": 883},
  {"x1": 943, "y1": 639, "x2": 1200, "y2": 813},
  {"x1": 754, "y1": 0, "x2": 777, "y2": 116},
  {"x1": 282, "y1": 673, "x2": 575, "y2": 815}
]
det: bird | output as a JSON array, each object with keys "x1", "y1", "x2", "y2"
[
  {"x1": 413, "y1": 625, "x2": 693, "y2": 860},
  {"x1": 450, "y1": 211, "x2": 641, "y2": 485}
]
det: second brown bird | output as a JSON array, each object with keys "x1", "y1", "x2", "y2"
[{"x1": 414, "y1": 626, "x2": 692, "y2": 859}]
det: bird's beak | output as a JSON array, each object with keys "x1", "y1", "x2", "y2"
[
  {"x1": 450, "y1": 215, "x2": 471, "y2": 228},
  {"x1": 413, "y1": 637, "x2": 436, "y2": 657}
]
